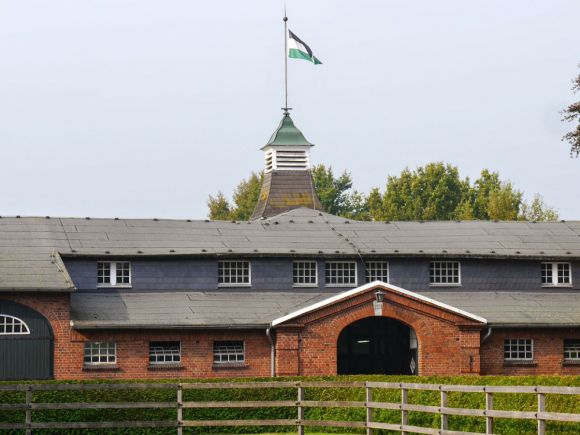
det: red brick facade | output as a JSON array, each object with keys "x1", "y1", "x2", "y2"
[
  {"x1": 2, "y1": 287, "x2": 580, "y2": 379},
  {"x1": 273, "y1": 285, "x2": 485, "y2": 376},
  {"x1": 481, "y1": 327, "x2": 580, "y2": 375}
]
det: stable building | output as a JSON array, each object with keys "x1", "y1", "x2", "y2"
[{"x1": 1, "y1": 114, "x2": 580, "y2": 380}]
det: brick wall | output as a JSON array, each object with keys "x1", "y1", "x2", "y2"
[
  {"x1": 273, "y1": 285, "x2": 485, "y2": 376},
  {"x1": 481, "y1": 328, "x2": 580, "y2": 375},
  {"x1": 3, "y1": 291, "x2": 579, "y2": 379},
  {"x1": 67, "y1": 329, "x2": 272, "y2": 380}
]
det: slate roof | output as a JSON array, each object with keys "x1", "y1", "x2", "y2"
[
  {"x1": 1, "y1": 208, "x2": 580, "y2": 291},
  {"x1": 70, "y1": 289, "x2": 580, "y2": 329},
  {"x1": 250, "y1": 171, "x2": 322, "y2": 220},
  {"x1": 71, "y1": 291, "x2": 331, "y2": 329}
]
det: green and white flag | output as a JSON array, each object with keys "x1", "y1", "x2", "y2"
[{"x1": 288, "y1": 30, "x2": 322, "y2": 65}]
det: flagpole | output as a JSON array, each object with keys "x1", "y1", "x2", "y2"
[{"x1": 283, "y1": 10, "x2": 289, "y2": 114}]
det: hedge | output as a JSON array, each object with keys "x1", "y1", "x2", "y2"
[{"x1": 1, "y1": 375, "x2": 579, "y2": 434}]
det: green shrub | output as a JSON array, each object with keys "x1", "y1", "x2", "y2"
[{"x1": 0, "y1": 375, "x2": 579, "y2": 434}]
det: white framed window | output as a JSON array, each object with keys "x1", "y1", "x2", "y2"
[
  {"x1": 564, "y1": 339, "x2": 580, "y2": 361},
  {"x1": 83, "y1": 342, "x2": 116, "y2": 365},
  {"x1": 325, "y1": 261, "x2": 357, "y2": 286},
  {"x1": 213, "y1": 341, "x2": 245, "y2": 364},
  {"x1": 293, "y1": 261, "x2": 317, "y2": 286},
  {"x1": 365, "y1": 261, "x2": 389, "y2": 283},
  {"x1": 541, "y1": 262, "x2": 572, "y2": 286},
  {"x1": 0, "y1": 315, "x2": 30, "y2": 335},
  {"x1": 97, "y1": 261, "x2": 131, "y2": 287},
  {"x1": 149, "y1": 341, "x2": 181, "y2": 365},
  {"x1": 218, "y1": 260, "x2": 251, "y2": 286},
  {"x1": 504, "y1": 339, "x2": 533, "y2": 361},
  {"x1": 429, "y1": 261, "x2": 461, "y2": 286}
]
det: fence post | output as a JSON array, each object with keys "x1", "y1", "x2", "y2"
[
  {"x1": 25, "y1": 386, "x2": 32, "y2": 435},
  {"x1": 401, "y1": 386, "x2": 408, "y2": 435},
  {"x1": 537, "y1": 392, "x2": 546, "y2": 435},
  {"x1": 366, "y1": 383, "x2": 373, "y2": 435},
  {"x1": 440, "y1": 388, "x2": 448, "y2": 432},
  {"x1": 297, "y1": 383, "x2": 304, "y2": 435},
  {"x1": 176, "y1": 383, "x2": 183, "y2": 435},
  {"x1": 485, "y1": 390, "x2": 494, "y2": 435}
]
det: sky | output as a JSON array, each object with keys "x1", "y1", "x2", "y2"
[{"x1": 1, "y1": 0, "x2": 579, "y2": 219}]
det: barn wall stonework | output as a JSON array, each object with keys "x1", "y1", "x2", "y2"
[
  {"x1": 273, "y1": 287, "x2": 485, "y2": 376},
  {"x1": 481, "y1": 328, "x2": 580, "y2": 375}
]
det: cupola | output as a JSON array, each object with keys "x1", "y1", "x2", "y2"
[
  {"x1": 262, "y1": 113, "x2": 314, "y2": 172},
  {"x1": 250, "y1": 113, "x2": 322, "y2": 220}
]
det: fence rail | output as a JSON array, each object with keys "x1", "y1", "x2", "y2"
[{"x1": 1, "y1": 381, "x2": 579, "y2": 434}]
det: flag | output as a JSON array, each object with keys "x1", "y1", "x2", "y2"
[{"x1": 288, "y1": 30, "x2": 322, "y2": 65}]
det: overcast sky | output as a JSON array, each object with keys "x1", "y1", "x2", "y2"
[{"x1": 1, "y1": 0, "x2": 579, "y2": 219}]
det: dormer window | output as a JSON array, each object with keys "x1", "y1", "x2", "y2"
[
  {"x1": 218, "y1": 260, "x2": 251, "y2": 286},
  {"x1": 541, "y1": 262, "x2": 572, "y2": 287},
  {"x1": 97, "y1": 261, "x2": 131, "y2": 287},
  {"x1": 429, "y1": 261, "x2": 461, "y2": 286}
]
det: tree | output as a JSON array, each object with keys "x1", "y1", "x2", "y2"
[
  {"x1": 207, "y1": 172, "x2": 262, "y2": 221},
  {"x1": 562, "y1": 65, "x2": 580, "y2": 157},
  {"x1": 207, "y1": 162, "x2": 558, "y2": 222},
  {"x1": 520, "y1": 194, "x2": 559, "y2": 221},
  {"x1": 378, "y1": 163, "x2": 469, "y2": 221},
  {"x1": 310, "y1": 165, "x2": 355, "y2": 216}
]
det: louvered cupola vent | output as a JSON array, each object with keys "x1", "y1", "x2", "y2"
[{"x1": 264, "y1": 149, "x2": 309, "y2": 173}]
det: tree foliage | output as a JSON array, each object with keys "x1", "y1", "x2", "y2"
[
  {"x1": 207, "y1": 172, "x2": 262, "y2": 221},
  {"x1": 207, "y1": 162, "x2": 558, "y2": 222},
  {"x1": 562, "y1": 65, "x2": 580, "y2": 157}
]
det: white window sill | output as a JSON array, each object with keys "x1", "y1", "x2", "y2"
[
  {"x1": 541, "y1": 284, "x2": 573, "y2": 288},
  {"x1": 293, "y1": 284, "x2": 319, "y2": 288},
  {"x1": 325, "y1": 283, "x2": 357, "y2": 287},
  {"x1": 429, "y1": 283, "x2": 462, "y2": 287},
  {"x1": 218, "y1": 284, "x2": 251, "y2": 288},
  {"x1": 97, "y1": 285, "x2": 133, "y2": 289}
]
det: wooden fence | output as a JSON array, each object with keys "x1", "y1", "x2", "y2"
[{"x1": 1, "y1": 381, "x2": 580, "y2": 434}]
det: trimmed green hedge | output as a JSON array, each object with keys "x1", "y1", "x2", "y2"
[{"x1": 1, "y1": 375, "x2": 579, "y2": 434}]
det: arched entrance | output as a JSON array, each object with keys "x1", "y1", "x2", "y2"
[
  {"x1": 0, "y1": 300, "x2": 54, "y2": 380},
  {"x1": 337, "y1": 317, "x2": 418, "y2": 375}
]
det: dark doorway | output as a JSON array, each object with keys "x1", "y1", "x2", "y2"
[
  {"x1": 0, "y1": 300, "x2": 54, "y2": 380},
  {"x1": 337, "y1": 317, "x2": 417, "y2": 375}
]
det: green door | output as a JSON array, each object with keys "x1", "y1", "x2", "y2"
[{"x1": 0, "y1": 300, "x2": 53, "y2": 380}]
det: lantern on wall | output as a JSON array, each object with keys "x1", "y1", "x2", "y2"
[{"x1": 373, "y1": 289, "x2": 385, "y2": 316}]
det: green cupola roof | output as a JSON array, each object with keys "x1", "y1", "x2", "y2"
[{"x1": 262, "y1": 114, "x2": 314, "y2": 150}]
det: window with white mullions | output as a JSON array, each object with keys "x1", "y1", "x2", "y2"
[
  {"x1": 213, "y1": 341, "x2": 245, "y2": 364},
  {"x1": 504, "y1": 339, "x2": 533, "y2": 361},
  {"x1": 149, "y1": 341, "x2": 181, "y2": 365},
  {"x1": 429, "y1": 261, "x2": 460, "y2": 286},
  {"x1": 293, "y1": 261, "x2": 317, "y2": 286},
  {"x1": 564, "y1": 339, "x2": 580, "y2": 361},
  {"x1": 0, "y1": 315, "x2": 30, "y2": 335},
  {"x1": 541, "y1": 262, "x2": 572, "y2": 286},
  {"x1": 97, "y1": 261, "x2": 131, "y2": 287},
  {"x1": 325, "y1": 261, "x2": 357, "y2": 286},
  {"x1": 83, "y1": 342, "x2": 116, "y2": 365},
  {"x1": 365, "y1": 261, "x2": 389, "y2": 283},
  {"x1": 218, "y1": 260, "x2": 251, "y2": 286}
]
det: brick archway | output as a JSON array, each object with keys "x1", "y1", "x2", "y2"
[{"x1": 273, "y1": 283, "x2": 485, "y2": 376}]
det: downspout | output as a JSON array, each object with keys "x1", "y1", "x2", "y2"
[
  {"x1": 266, "y1": 327, "x2": 275, "y2": 377},
  {"x1": 481, "y1": 327, "x2": 493, "y2": 344}
]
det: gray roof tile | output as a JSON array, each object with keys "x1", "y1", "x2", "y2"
[{"x1": 1, "y1": 208, "x2": 580, "y2": 291}]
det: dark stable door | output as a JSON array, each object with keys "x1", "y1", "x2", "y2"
[{"x1": 337, "y1": 317, "x2": 414, "y2": 375}]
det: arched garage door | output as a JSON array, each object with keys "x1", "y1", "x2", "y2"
[{"x1": 0, "y1": 300, "x2": 53, "y2": 380}]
